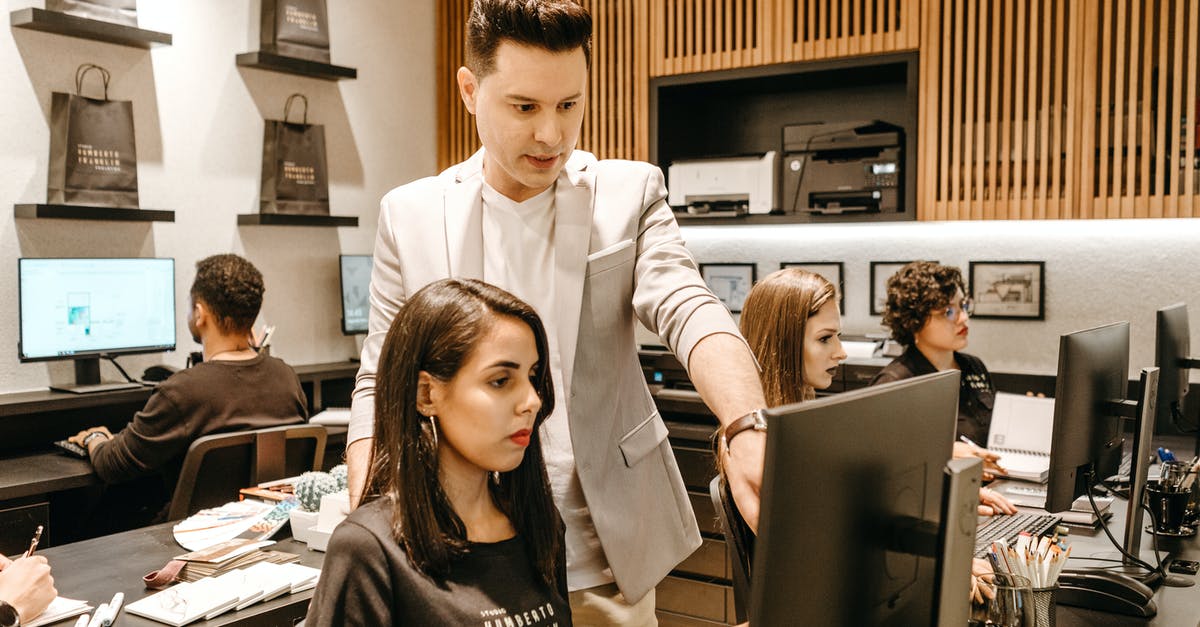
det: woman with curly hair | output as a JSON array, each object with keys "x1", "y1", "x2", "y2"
[{"x1": 871, "y1": 261, "x2": 1015, "y2": 517}]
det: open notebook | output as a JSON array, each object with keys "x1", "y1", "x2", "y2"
[{"x1": 986, "y1": 392, "x2": 1055, "y2": 483}]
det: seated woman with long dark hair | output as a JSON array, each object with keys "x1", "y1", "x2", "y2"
[{"x1": 306, "y1": 278, "x2": 569, "y2": 626}]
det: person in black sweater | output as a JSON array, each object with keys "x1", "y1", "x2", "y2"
[
  {"x1": 870, "y1": 261, "x2": 1015, "y2": 516},
  {"x1": 306, "y1": 279, "x2": 569, "y2": 626},
  {"x1": 68, "y1": 254, "x2": 307, "y2": 530}
]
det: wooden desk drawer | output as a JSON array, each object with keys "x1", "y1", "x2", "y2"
[
  {"x1": 656, "y1": 574, "x2": 735, "y2": 623},
  {"x1": 675, "y1": 537, "x2": 730, "y2": 579},
  {"x1": 673, "y1": 443, "x2": 717, "y2": 490},
  {"x1": 689, "y1": 490, "x2": 719, "y2": 535}
]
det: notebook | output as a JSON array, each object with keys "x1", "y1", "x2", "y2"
[
  {"x1": 126, "y1": 577, "x2": 241, "y2": 626},
  {"x1": 987, "y1": 392, "x2": 1055, "y2": 483}
]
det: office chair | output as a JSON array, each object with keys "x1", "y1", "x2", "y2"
[
  {"x1": 167, "y1": 424, "x2": 326, "y2": 521},
  {"x1": 709, "y1": 475, "x2": 754, "y2": 623}
]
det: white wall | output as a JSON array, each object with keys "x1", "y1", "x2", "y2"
[
  {"x1": 671, "y1": 219, "x2": 1200, "y2": 381},
  {"x1": 0, "y1": 1, "x2": 436, "y2": 393}
]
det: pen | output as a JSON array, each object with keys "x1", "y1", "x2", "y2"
[
  {"x1": 101, "y1": 592, "x2": 124, "y2": 626},
  {"x1": 86, "y1": 603, "x2": 109, "y2": 627},
  {"x1": 23, "y1": 525, "x2": 43, "y2": 558},
  {"x1": 73, "y1": 615, "x2": 89, "y2": 627},
  {"x1": 959, "y1": 435, "x2": 980, "y2": 449}
]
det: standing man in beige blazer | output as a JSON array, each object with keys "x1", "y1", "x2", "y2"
[{"x1": 346, "y1": 1, "x2": 767, "y2": 623}]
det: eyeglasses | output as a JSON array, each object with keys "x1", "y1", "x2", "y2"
[{"x1": 940, "y1": 298, "x2": 975, "y2": 320}]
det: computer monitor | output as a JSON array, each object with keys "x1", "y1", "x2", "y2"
[
  {"x1": 18, "y1": 258, "x2": 176, "y2": 390},
  {"x1": 1155, "y1": 303, "x2": 1200, "y2": 436},
  {"x1": 751, "y1": 370, "x2": 979, "y2": 626},
  {"x1": 339, "y1": 255, "x2": 372, "y2": 335}
]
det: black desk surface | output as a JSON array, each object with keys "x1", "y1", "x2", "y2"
[
  {"x1": 0, "y1": 451, "x2": 96, "y2": 501},
  {"x1": 33, "y1": 522, "x2": 324, "y2": 626}
]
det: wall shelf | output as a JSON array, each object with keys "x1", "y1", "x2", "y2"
[
  {"x1": 237, "y1": 213, "x2": 358, "y2": 227},
  {"x1": 235, "y1": 51, "x2": 357, "y2": 81},
  {"x1": 14, "y1": 203, "x2": 174, "y2": 222},
  {"x1": 10, "y1": 8, "x2": 171, "y2": 48}
]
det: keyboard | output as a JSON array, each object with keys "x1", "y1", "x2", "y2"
[
  {"x1": 53, "y1": 439, "x2": 89, "y2": 458},
  {"x1": 974, "y1": 511, "x2": 1061, "y2": 557},
  {"x1": 49, "y1": 381, "x2": 143, "y2": 394}
]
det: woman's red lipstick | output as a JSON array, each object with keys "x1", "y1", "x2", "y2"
[{"x1": 510, "y1": 429, "x2": 532, "y2": 446}]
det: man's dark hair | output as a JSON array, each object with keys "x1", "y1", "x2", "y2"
[
  {"x1": 466, "y1": 0, "x2": 592, "y2": 78},
  {"x1": 365, "y1": 278, "x2": 562, "y2": 591},
  {"x1": 190, "y1": 254, "x2": 264, "y2": 334},
  {"x1": 881, "y1": 261, "x2": 966, "y2": 346}
]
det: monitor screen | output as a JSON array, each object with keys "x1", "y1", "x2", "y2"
[
  {"x1": 1155, "y1": 303, "x2": 1191, "y2": 431},
  {"x1": 751, "y1": 370, "x2": 973, "y2": 626},
  {"x1": 18, "y1": 258, "x2": 176, "y2": 361},
  {"x1": 1045, "y1": 322, "x2": 1129, "y2": 513},
  {"x1": 339, "y1": 255, "x2": 372, "y2": 335}
]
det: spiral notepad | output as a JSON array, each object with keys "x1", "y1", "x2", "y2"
[{"x1": 987, "y1": 392, "x2": 1056, "y2": 483}]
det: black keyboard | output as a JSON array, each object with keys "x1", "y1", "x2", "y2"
[{"x1": 974, "y1": 511, "x2": 1061, "y2": 557}]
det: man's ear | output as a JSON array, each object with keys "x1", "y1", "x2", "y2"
[
  {"x1": 416, "y1": 371, "x2": 443, "y2": 416},
  {"x1": 457, "y1": 66, "x2": 478, "y2": 114},
  {"x1": 192, "y1": 300, "x2": 209, "y2": 328}
]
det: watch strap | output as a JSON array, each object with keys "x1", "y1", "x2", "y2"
[
  {"x1": 721, "y1": 408, "x2": 768, "y2": 452},
  {"x1": 83, "y1": 431, "x2": 108, "y2": 447},
  {"x1": 0, "y1": 600, "x2": 20, "y2": 627}
]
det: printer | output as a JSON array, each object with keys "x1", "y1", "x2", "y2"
[
  {"x1": 781, "y1": 120, "x2": 907, "y2": 222},
  {"x1": 667, "y1": 152, "x2": 778, "y2": 216}
]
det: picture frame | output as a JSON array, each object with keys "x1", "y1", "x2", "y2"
[
  {"x1": 700, "y1": 263, "x2": 757, "y2": 313},
  {"x1": 969, "y1": 261, "x2": 1045, "y2": 320},
  {"x1": 869, "y1": 261, "x2": 920, "y2": 316},
  {"x1": 780, "y1": 261, "x2": 845, "y2": 312}
]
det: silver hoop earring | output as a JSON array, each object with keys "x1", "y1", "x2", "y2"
[
  {"x1": 491, "y1": 471, "x2": 500, "y2": 485},
  {"x1": 428, "y1": 415, "x2": 439, "y2": 449}
]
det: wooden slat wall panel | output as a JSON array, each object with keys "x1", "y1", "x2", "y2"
[
  {"x1": 1080, "y1": 0, "x2": 1200, "y2": 217},
  {"x1": 437, "y1": 1, "x2": 650, "y2": 169},
  {"x1": 650, "y1": 0, "x2": 919, "y2": 76},
  {"x1": 920, "y1": 0, "x2": 1078, "y2": 219}
]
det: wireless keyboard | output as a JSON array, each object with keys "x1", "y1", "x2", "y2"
[
  {"x1": 974, "y1": 511, "x2": 1061, "y2": 557},
  {"x1": 53, "y1": 439, "x2": 89, "y2": 458}
]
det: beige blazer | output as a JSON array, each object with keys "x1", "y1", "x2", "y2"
[{"x1": 349, "y1": 149, "x2": 743, "y2": 601}]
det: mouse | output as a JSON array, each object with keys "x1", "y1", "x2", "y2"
[
  {"x1": 1057, "y1": 570, "x2": 1157, "y2": 617},
  {"x1": 141, "y1": 364, "x2": 178, "y2": 382}
]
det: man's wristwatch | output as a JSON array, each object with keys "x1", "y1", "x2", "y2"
[
  {"x1": 721, "y1": 408, "x2": 768, "y2": 453},
  {"x1": 0, "y1": 600, "x2": 20, "y2": 627},
  {"x1": 83, "y1": 431, "x2": 108, "y2": 448}
]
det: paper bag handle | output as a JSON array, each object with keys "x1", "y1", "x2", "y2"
[
  {"x1": 284, "y1": 93, "x2": 309, "y2": 125},
  {"x1": 74, "y1": 63, "x2": 111, "y2": 100}
]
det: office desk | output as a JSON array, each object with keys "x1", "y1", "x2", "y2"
[
  {"x1": 35, "y1": 522, "x2": 324, "y2": 626},
  {"x1": 1051, "y1": 492, "x2": 1200, "y2": 626}
]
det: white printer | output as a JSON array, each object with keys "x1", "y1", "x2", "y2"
[{"x1": 667, "y1": 151, "x2": 778, "y2": 216}]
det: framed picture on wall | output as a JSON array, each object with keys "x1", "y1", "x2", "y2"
[
  {"x1": 869, "y1": 261, "x2": 917, "y2": 316},
  {"x1": 969, "y1": 261, "x2": 1045, "y2": 320},
  {"x1": 780, "y1": 261, "x2": 844, "y2": 312},
  {"x1": 700, "y1": 263, "x2": 757, "y2": 313}
]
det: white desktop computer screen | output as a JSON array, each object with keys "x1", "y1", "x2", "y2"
[
  {"x1": 18, "y1": 258, "x2": 176, "y2": 361},
  {"x1": 339, "y1": 254, "x2": 372, "y2": 335}
]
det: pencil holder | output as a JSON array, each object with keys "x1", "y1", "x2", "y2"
[{"x1": 1031, "y1": 586, "x2": 1057, "y2": 627}]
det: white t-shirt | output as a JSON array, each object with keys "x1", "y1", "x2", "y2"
[{"x1": 480, "y1": 181, "x2": 612, "y2": 591}]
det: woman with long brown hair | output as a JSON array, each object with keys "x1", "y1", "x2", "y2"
[{"x1": 307, "y1": 278, "x2": 569, "y2": 625}]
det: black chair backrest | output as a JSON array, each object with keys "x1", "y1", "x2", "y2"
[
  {"x1": 710, "y1": 475, "x2": 754, "y2": 623},
  {"x1": 168, "y1": 424, "x2": 326, "y2": 521}
]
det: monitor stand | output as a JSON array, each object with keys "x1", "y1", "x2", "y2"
[{"x1": 48, "y1": 358, "x2": 141, "y2": 394}]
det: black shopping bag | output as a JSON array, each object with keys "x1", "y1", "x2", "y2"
[
  {"x1": 260, "y1": 0, "x2": 331, "y2": 63},
  {"x1": 48, "y1": 64, "x2": 139, "y2": 208},
  {"x1": 260, "y1": 94, "x2": 330, "y2": 215},
  {"x1": 46, "y1": 0, "x2": 137, "y2": 27}
]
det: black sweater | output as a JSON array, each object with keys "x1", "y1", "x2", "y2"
[{"x1": 306, "y1": 498, "x2": 571, "y2": 627}]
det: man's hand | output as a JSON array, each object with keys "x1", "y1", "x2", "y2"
[
  {"x1": 722, "y1": 430, "x2": 765, "y2": 532},
  {"x1": 67, "y1": 426, "x2": 112, "y2": 454},
  {"x1": 0, "y1": 556, "x2": 55, "y2": 622},
  {"x1": 977, "y1": 486, "x2": 1017, "y2": 516},
  {"x1": 953, "y1": 441, "x2": 1008, "y2": 481},
  {"x1": 346, "y1": 438, "x2": 372, "y2": 509}
]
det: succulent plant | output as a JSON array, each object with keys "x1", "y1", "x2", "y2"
[{"x1": 294, "y1": 470, "x2": 339, "y2": 511}]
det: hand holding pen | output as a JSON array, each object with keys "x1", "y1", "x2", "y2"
[{"x1": 958, "y1": 435, "x2": 1009, "y2": 480}]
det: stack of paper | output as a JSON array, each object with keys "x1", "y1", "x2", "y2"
[
  {"x1": 172, "y1": 498, "x2": 298, "y2": 552},
  {"x1": 26, "y1": 597, "x2": 91, "y2": 627},
  {"x1": 126, "y1": 577, "x2": 242, "y2": 626}
]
